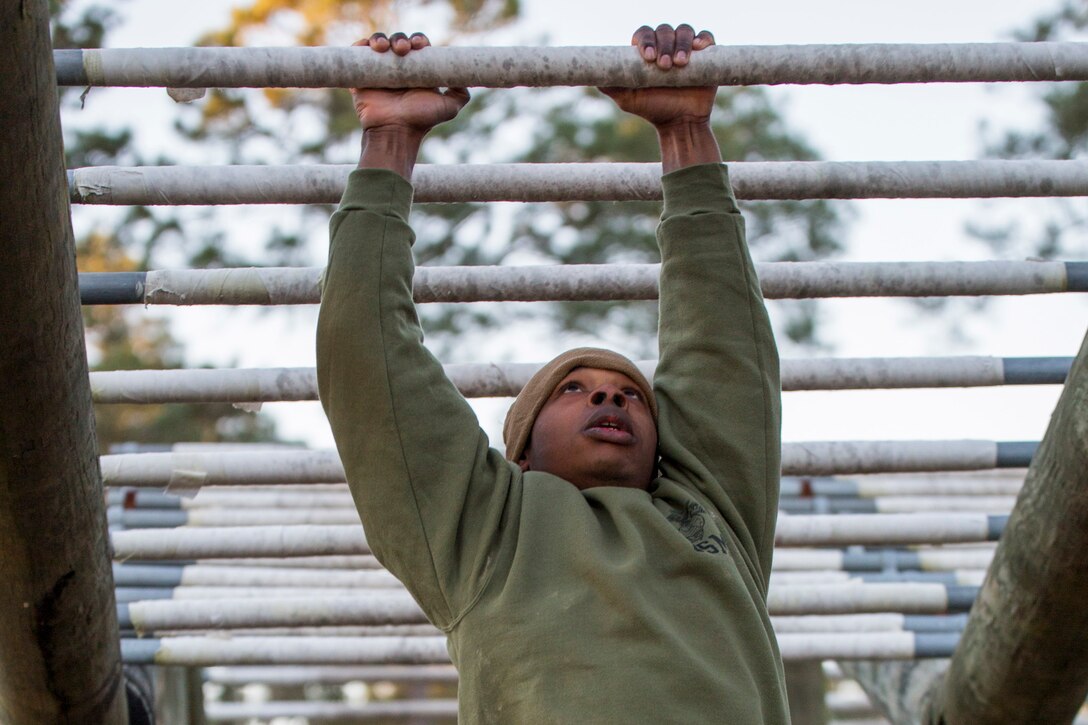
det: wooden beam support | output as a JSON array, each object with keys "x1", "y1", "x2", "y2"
[
  {"x1": 0, "y1": 1, "x2": 128, "y2": 722},
  {"x1": 844, "y1": 329, "x2": 1088, "y2": 723},
  {"x1": 923, "y1": 325, "x2": 1088, "y2": 721}
]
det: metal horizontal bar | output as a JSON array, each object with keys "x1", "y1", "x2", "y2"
[
  {"x1": 119, "y1": 632, "x2": 956, "y2": 665},
  {"x1": 67, "y1": 160, "x2": 1088, "y2": 205},
  {"x1": 115, "y1": 544, "x2": 989, "y2": 580},
  {"x1": 112, "y1": 563, "x2": 399, "y2": 589},
  {"x1": 109, "y1": 507, "x2": 362, "y2": 528},
  {"x1": 97, "y1": 443, "x2": 1033, "y2": 492},
  {"x1": 112, "y1": 573, "x2": 987, "y2": 605},
  {"x1": 203, "y1": 699, "x2": 458, "y2": 721},
  {"x1": 114, "y1": 587, "x2": 429, "y2": 604},
  {"x1": 827, "y1": 474, "x2": 1024, "y2": 499},
  {"x1": 121, "y1": 593, "x2": 427, "y2": 632},
  {"x1": 119, "y1": 583, "x2": 977, "y2": 633},
  {"x1": 203, "y1": 665, "x2": 459, "y2": 685},
  {"x1": 109, "y1": 496, "x2": 1012, "y2": 525},
  {"x1": 78, "y1": 271, "x2": 146, "y2": 304},
  {"x1": 111, "y1": 489, "x2": 358, "y2": 510},
  {"x1": 88, "y1": 357, "x2": 1069, "y2": 404},
  {"x1": 779, "y1": 495, "x2": 1015, "y2": 515},
  {"x1": 112, "y1": 567, "x2": 982, "y2": 592},
  {"x1": 108, "y1": 476, "x2": 1021, "y2": 510},
  {"x1": 772, "y1": 546, "x2": 997, "y2": 574},
  {"x1": 120, "y1": 635, "x2": 449, "y2": 665},
  {"x1": 773, "y1": 513, "x2": 1004, "y2": 546},
  {"x1": 194, "y1": 554, "x2": 380, "y2": 570},
  {"x1": 115, "y1": 588, "x2": 177, "y2": 603},
  {"x1": 122, "y1": 624, "x2": 443, "y2": 639},
  {"x1": 995, "y1": 440, "x2": 1041, "y2": 467},
  {"x1": 77, "y1": 260, "x2": 1088, "y2": 306},
  {"x1": 769, "y1": 582, "x2": 978, "y2": 615},
  {"x1": 1002, "y1": 356, "x2": 1079, "y2": 384},
  {"x1": 109, "y1": 524, "x2": 369, "y2": 560},
  {"x1": 851, "y1": 572, "x2": 985, "y2": 587},
  {"x1": 53, "y1": 43, "x2": 1088, "y2": 88},
  {"x1": 108, "y1": 512, "x2": 1004, "y2": 561}
]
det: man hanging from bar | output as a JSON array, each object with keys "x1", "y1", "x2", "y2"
[{"x1": 317, "y1": 23, "x2": 787, "y2": 723}]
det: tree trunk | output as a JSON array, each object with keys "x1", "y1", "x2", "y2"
[
  {"x1": 0, "y1": 1, "x2": 128, "y2": 723},
  {"x1": 848, "y1": 326, "x2": 1088, "y2": 724},
  {"x1": 924, "y1": 325, "x2": 1088, "y2": 722}
]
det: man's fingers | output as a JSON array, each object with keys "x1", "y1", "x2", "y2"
[
  {"x1": 362, "y1": 31, "x2": 427, "y2": 55},
  {"x1": 693, "y1": 30, "x2": 715, "y2": 50},
  {"x1": 673, "y1": 24, "x2": 695, "y2": 66},
  {"x1": 632, "y1": 25, "x2": 656, "y2": 61},
  {"x1": 389, "y1": 32, "x2": 411, "y2": 55},
  {"x1": 654, "y1": 23, "x2": 676, "y2": 69},
  {"x1": 368, "y1": 32, "x2": 390, "y2": 52}
]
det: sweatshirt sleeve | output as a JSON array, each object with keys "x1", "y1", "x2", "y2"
[
  {"x1": 316, "y1": 168, "x2": 517, "y2": 629},
  {"x1": 653, "y1": 163, "x2": 782, "y2": 585}
]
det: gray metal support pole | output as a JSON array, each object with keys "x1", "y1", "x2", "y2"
[
  {"x1": 158, "y1": 668, "x2": 206, "y2": 725},
  {"x1": 0, "y1": 1, "x2": 128, "y2": 722},
  {"x1": 922, "y1": 326, "x2": 1088, "y2": 722}
]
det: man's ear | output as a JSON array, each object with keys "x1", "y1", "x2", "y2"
[{"x1": 518, "y1": 446, "x2": 531, "y2": 473}]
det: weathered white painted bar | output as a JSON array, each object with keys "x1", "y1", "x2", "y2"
[
  {"x1": 202, "y1": 699, "x2": 458, "y2": 721},
  {"x1": 67, "y1": 160, "x2": 1088, "y2": 204},
  {"x1": 98, "y1": 442, "x2": 1029, "y2": 489},
  {"x1": 54, "y1": 43, "x2": 1088, "y2": 89},
  {"x1": 80, "y1": 260, "x2": 1085, "y2": 306},
  {"x1": 122, "y1": 583, "x2": 973, "y2": 632},
  {"x1": 120, "y1": 631, "x2": 957, "y2": 664},
  {"x1": 88, "y1": 356, "x2": 1067, "y2": 404},
  {"x1": 203, "y1": 665, "x2": 459, "y2": 685},
  {"x1": 109, "y1": 513, "x2": 1001, "y2": 560}
]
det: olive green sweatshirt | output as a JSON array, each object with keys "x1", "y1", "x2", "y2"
[{"x1": 317, "y1": 163, "x2": 788, "y2": 723}]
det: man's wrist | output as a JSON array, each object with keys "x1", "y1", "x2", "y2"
[
  {"x1": 656, "y1": 120, "x2": 721, "y2": 174},
  {"x1": 358, "y1": 125, "x2": 427, "y2": 179}
]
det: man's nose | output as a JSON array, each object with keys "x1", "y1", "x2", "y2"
[{"x1": 589, "y1": 386, "x2": 626, "y2": 408}]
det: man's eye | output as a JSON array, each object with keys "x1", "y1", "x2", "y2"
[
  {"x1": 624, "y1": 388, "x2": 642, "y2": 401},
  {"x1": 562, "y1": 382, "x2": 582, "y2": 392}
]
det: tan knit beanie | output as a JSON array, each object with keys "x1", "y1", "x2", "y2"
[{"x1": 503, "y1": 347, "x2": 658, "y2": 462}]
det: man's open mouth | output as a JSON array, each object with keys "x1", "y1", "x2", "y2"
[{"x1": 584, "y1": 412, "x2": 635, "y2": 443}]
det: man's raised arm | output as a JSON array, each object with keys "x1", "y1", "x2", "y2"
[
  {"x1": 317, "y1": 33, "x2": 517, "y2": 628},
  {"x1": 602, "y1": 25, "x2": 782, "y2": 584}
]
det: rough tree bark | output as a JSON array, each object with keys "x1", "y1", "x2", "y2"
[
  {"x1": 924, "y1": 325, "x2": 1088, "y2": 721},
  {"x1": 0, "y1": 1, "x2": 128, "y2": 723},
  {"x1": 846, "y1": 325, "x2": 1088, "y2": 724}
]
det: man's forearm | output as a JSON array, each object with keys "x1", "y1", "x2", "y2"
[
  {"x1": 657, "y1": 120, "x2": 722, "y2": 174},
  {"x1": 358, "y1": 126, "x2": 425, "y2": 180}
]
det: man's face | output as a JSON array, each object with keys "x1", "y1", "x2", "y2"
[{"x1": 518, "y1": 367, "x2": 658, "y2": 491}]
